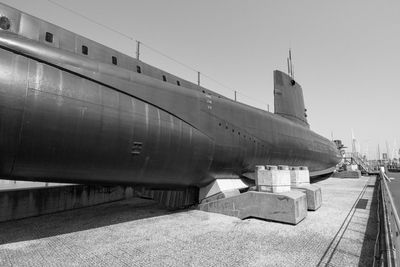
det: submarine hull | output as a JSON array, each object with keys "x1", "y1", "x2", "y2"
[
  {"x1": 0, "y1": 50, "x2": 215, "y2": 187},
  {"x1": 0, "y1": 3, "x2": 341, "y2": 188}
]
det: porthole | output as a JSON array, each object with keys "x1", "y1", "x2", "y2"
[
  {"x1": 82, "y1": 45, "x2": 88, "y2": 55},
  {"x1": 112, "y1": 56, "x2": 117, "y2": 65},
  {"x1": 162, "y1": 75, "x2": 167, "y2": 82},
  {"x1": 136, "y1": 66, "x2": 142, "y2": 73},
  {"x1": 0, "y1": 16, "x2": 10, "y2": 30},
  {"x1": 232, "y1": 129, "x2": 234, "y2": 133},
  {"x1": 45, "y1": 32, "x2": 53, "y2": 43},
  {"x1": 218, "y1": 123, "x2": 222, "y2": 126},
  {"x1": 177, "y1": 80, "x2": 181, "y2": 86}
]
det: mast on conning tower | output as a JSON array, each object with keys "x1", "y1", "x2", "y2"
[{"x1": 287, "y1": 49, "x2": 294, "y2": 79}]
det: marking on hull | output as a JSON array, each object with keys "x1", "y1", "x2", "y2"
[{"x1": 205, "y1": 94, "x2": 213, "y2": 110}]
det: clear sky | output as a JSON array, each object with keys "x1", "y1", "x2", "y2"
[{"x1": 2, "y1": 0, "x2": 399, "y2": 159}]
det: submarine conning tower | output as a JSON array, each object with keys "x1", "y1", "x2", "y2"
[{"x1": 273, "y1": 70, "x2": 309, "y2": 128}]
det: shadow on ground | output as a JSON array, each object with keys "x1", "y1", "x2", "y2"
[
  {"x1": 358, "y1": 178, "x2": 378, "y2": 267},
  {"x1": 316, "y1": 176, "x2": 378, "y2": 266},
  {"x1": 311, "y1": 173, "x2": 332, "y2": 183},
  {"x1": 0, "y1": 198, "x2": 180, "y2": 245}
]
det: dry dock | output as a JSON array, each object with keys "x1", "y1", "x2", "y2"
[{"x1": 0, "y1": 176, "x2": 377, "y2": 267}]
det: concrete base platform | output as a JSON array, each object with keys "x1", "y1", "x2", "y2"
[
  {"x1": 333, "y1": 170, "x2": 362, "y2": 178},
  {"x1": 198, "y1": 190, "x2": 307, "y2": 225},
  {"x1": 292, "y1": 184, "x2": 322, "y2": 211},
  {"x1": 0, "y1": 184, "x2": 134, "y2": 222},
  {"x1": 0, "y1": 176, "x2": 378, "y2": 266}
]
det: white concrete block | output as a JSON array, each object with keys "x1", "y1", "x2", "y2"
[
  {"x1": 290, "y1": 166, "x2": 310, "y2": 186},
  {"x1": 199, "y1": 179, "x2": 248, "y2": 202},
  {"x1": 347, "y1": 164, "x2": 358, "y2": 171},
  {"x1": 270, "y1": 185, "x2": 291, "y2": 193},
  {"x1": 256, "y1": 165, "x2": 291, "y2": 193}
]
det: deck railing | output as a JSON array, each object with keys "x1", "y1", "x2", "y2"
[{"x1": 344, "y1": 152, "x2": 370, "y2": 173}]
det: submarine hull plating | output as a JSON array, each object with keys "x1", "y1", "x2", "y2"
[
  {"x1": 0, "y1": 50, "x2": 215, "y2": 187},
  {"x1": 0, "y1": 3, "x2": 341, "y2": 188}
]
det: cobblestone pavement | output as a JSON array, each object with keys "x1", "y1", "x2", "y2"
[{"x1": 0, "y1": 176, "x2": 377, "y2": 267}]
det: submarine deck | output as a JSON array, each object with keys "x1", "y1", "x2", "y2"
[{"x1": 0, "y1": 175, "x2": 377, "y2": 267}]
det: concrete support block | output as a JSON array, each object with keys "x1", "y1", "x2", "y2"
[
  {"x1": 198, "y1": 190, "x2": 307, "y2": 225},
  {"x1": 290, "y1": 166, "x2": 310, "y2": 187},
  {"x1": 255, "y1": 165, "x2": 291, "y2": 193},
  {"x1": 200, "y1": 189, "x2": 241, "y2": 204},
  {"x1": 199, "y1": 179, "x2": 248, "y2": 203},
  {"x1": 292, "y1": 184, "x2": 322, "y2": 211}
]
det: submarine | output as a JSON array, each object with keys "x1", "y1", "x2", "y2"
[{"x1": 0, "y1": 3, "x2": 341, "y2": 189}]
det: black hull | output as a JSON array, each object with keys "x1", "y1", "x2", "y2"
[{"x1": 0, "y1": 3, "x2": 341, "y2": 188}]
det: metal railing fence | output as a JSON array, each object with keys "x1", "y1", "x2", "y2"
[{"x1": 377, "y1": 168, "x2": 400, "y2": 266}]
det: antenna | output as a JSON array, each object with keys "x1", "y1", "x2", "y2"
[
  {"x1": 292, "y1": 63, "x2": 294, "y2": 79},
  {"x1": 287, "y1": 49, "x2": 294, "y2": 79},
  {"x1": 289, "y1": 49, "x2": 292, "y2": 77}
]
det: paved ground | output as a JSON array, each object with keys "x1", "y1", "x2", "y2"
[{"x1": 0, "y1": 176, "x2": 377, "y2": 267}]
